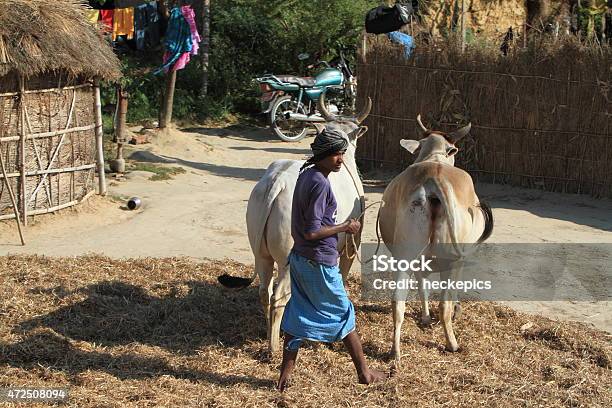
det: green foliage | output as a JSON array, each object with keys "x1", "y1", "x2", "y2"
[
  {"x1": 105, "y1": 1, "x2": 379, "y2": 122},
  {"x1": 209, "y1": 0, "x2": 378, "y2": 111},
  {"x1": 101, "y1": 53, "x2": 164, "y2": 123}
]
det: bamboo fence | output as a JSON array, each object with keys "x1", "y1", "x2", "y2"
[
  {"x1": 357, "y1": 35, "x2": 612, "y2": 198},
  {"x1": 0, "y1": 73, "x2": 100, "y2": 224}
]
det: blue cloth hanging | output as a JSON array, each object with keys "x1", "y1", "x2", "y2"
[
  {"x1": 387, "y1": 31, "x2": 414, "y2": 58},
  {"x1": 153, "y1": 7, "x2": 192, "y2": 74}
]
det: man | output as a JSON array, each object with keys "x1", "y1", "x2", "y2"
[{"x1": 277, "y1": 127, "x2": 387, "y2": 391}]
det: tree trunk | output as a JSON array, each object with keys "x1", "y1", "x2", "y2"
[
  {"x1": 201, "y1": 0, "x2": 211, "y2": 96},
  {"x1": 158, "y1": 0, "x2": 177, "y2": 129},
  {"x1": 159, "y1": 70, "x2": 177, "y2": 129}
]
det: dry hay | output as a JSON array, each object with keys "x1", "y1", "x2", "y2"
[
  {"x1": 0, "y1": 255, "x2": 610, "y2": 407},
  {"x1": 0, "y1": 0, "x2": 121, "y2": 80}
]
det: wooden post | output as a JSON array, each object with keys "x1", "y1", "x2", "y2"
[
  {"x1": 362, "y1": 32, "x2": 367, "y2": 64},
  {"x1": 93, "y1": 79, "x2": 107, "y2": 195},
  {"x1": 18, "y1": 75, "x2": 27, "y2": 226},
  {"x1": 460, "y1": 0, "x2": 466, "y2": 53},
  {"x1": 110, "y1": 86, "x2": 128, "y2": 173},
  {"x1": 159, "y1": 70, "x2": 177, "y2": 129}
]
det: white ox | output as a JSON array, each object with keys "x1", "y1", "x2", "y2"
[
  {"x1": 379, "y1": 116, "x2": 493, "y2": 360},
  {"x1": 219, "y1": 95, "x2": 372, "y2": 353}
]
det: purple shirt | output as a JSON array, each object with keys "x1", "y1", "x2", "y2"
[{"x1": 291, "y1": 167, "x2": 339, "y2": 266}]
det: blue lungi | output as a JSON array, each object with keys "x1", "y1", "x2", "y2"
[{"x1": 281, "y1": 251, "x2": 356, "y2": 350}]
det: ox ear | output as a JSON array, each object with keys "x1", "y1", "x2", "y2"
[
  {"x1": 355, "y1": 125, "x2": 368, "y2": 140},
  {"x1": 400, "y1": 139, "x2": 420, "y2": 154},
  {"x1": 311, "y1": 123, "x2": 326, "y2": 134}
]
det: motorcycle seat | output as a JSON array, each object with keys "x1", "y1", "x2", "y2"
[{"x1": 276, "y1": 75, "x2": 316, "y2": 87}]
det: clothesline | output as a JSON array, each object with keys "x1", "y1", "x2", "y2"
[
  {"x1": 86, "y1": 0, "x2": 161, "y2": 50},
  {"x1": 86, "y1": 1, "x2": 201, "y2": 73}
]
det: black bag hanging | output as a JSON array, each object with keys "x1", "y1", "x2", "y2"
[{"x1": 365, "y1": 3, "x2": 412, "y2": 34}]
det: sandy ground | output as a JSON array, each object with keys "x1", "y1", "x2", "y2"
[{"x1": 0, "y1": 123, "x2": 610, "y2": 333}]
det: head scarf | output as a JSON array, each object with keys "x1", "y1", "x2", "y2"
[{"x1": 299, "y1": 128, "x2": 348, "y2": 172}]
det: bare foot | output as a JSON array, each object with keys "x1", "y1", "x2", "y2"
[
  {"x1": 277, "y1": 374, "x2": 291, "y2": 392},
  {"x1": 358, "y1": 368, "x2": 389, "y2": 385}
]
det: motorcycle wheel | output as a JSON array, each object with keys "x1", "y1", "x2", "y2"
[{"x1": 270, "y1": 95, "x2": 309, "y2": 142}]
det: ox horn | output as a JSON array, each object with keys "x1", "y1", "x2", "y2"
[
  {"x1": 317, "y1": 92, "x2": 338, "y2": 122},
  {"x1": 416, "y1": 114, "x2": 428, "y2": 132},
  {"x1": 448, "y1": 123, "x2": 472, "y2": 144},
  {"x1": 354, "y1": 97, "x2": 372, "y2": 124}
]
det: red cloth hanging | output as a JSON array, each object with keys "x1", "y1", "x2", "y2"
[{"x1": 100, "y1": 9, "x2": 114, "y2": 33}]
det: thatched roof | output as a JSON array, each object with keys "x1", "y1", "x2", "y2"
[{"x1": 0, "y1": 0, "x2": 121, "y2": 80}]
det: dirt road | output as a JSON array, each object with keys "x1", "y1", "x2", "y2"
[{"x1": 0, "y1": 124, "x2": 610, "y2": 332}]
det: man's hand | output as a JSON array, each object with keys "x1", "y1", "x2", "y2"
[
  {"x1": 344, "y1": 219, "x2": 361, "y2": 235},
  {"x1": 304, "y1": 219, "x2": 361, "y2": 241}
]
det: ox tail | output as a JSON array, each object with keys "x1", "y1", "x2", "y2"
[
  {"x1": 476, "y1": 201, "x2": 494, "y2": 244},
  {"x1": 218, "y1": 174, "x2": 287, "y2": 289},
  {"x1": 424, "y1": 178, "x2": 464, "y2": 258}
]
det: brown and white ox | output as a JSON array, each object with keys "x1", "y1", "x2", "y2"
[{"x1": 379, "y1": 116, "x2": 493, "y2": 361}]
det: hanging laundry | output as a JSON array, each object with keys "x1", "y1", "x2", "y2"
[
  {"x1": 181, "y1": 5, "x2": 201, "y2": 55},
  {"x1": 172, "y1": 5, "x2": 202, "y2": 71},
  {"x1": 88, "y1": 0, "x2": 115, "y2": 10},
  {"x1": 387, "y1": 31, "x2": 414, "y2": 58},
  {"x1": 154, "y1": 7, "x2": 192, "y2": 74},
  {"x1": 85, "y1": 8, "x2": 100, "y2": 25},
  {"x1": 134, "y1": 1, "x2": 160, "y2": 50},
  {"x1": 99, "y1": 9, "x2": 114, "y2": 33},
  {"x1": 113, "y1": 7, "x2": 135, "y2": 41}
]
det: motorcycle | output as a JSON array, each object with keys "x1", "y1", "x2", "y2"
[{"x1": 255, "y1": 51, "x2": 357, "y2": 142}]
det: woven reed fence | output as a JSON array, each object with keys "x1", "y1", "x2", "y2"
[
  {"x1": 0, "y1": 73, "x2": 100, "y2": 224},
  {"x1": 356, "y1": 35, "x2": 612, "y2": 198}
]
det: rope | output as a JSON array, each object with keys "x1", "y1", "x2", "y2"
[
  {"x1": 338, "y1": 158, "x2": 388, "y2": 265},
  {"x1": 340, "y1": 200, "x2": 384, "y2": 264}
]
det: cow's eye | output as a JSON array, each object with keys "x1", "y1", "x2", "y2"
[{"x1": 446, "y1": 146, "x2": 458, "y2": 156}]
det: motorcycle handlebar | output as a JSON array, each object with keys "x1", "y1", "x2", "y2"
[{"x1": 308, "y1": 61, "x2": 332, "y2": 69}]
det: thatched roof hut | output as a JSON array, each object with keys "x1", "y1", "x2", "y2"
[
  {"x1": 0, "y1": 0, "x2": 121, "y2": 80},
  {"x1": 0, "y1": 0, "x2": 121, "y2": 229}
]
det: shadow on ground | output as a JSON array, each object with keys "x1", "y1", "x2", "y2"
[
  {"x1": 128, "y1": 150, "x2": 266, "y2": 182},
  {"x1": 18, "y1": 280, "x2": 265, "y2": 353},
  {"x1": 4, "y1": 277, "x2": 275, "y2": 387},
  {"x1": 0, "y1": 329, "x2": 273, "y2": 388},
  {"x1": 229, "y1": 146, "x2": 311, "y2": 156},
  {"x1": 181, "y1": 125, "x2": 277, "y2": 143}
]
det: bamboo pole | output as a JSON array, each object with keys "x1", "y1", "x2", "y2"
[
  {"x1": 460, "y1": 0, "x2": 466, "y2": 53},
  {"x1": 19, "y1": 75, "x2": 27, "y2": 226},
  {"x1": 28, "y1": 90, "x2": 76, "y2": 204},
  {"x1": 0, "y1": 83, "x2": 91, "y2": 98},
  {"x1": 0, "y1": 124, "x2": 97, "y2": 142},
  {"x1": 23, "y1": 106, "x2": 53, "y2": 206},
  {"x1": 93, "y1": 79, "x2": 106, "y2": 195},
  {"x1": 0, "y1": 144, "x2": 25, "y2": 244},
  {"x1": 0, "y1": 189, "x2": 95, "y2": 221},
  {"x1": 0, "y1": 164, "x2": 96, "y2": 179},
  {"x1": 0, "y1": 97, "x2": 25, "y2": 244}
]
